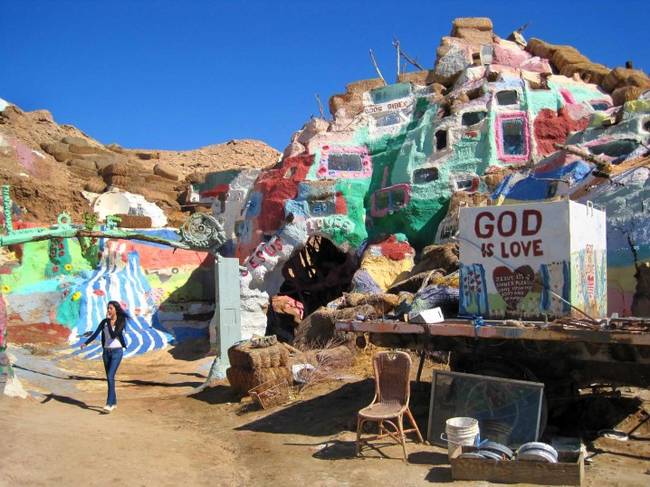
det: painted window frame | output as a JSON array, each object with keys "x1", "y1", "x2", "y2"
[
  {"x1": 370, "y1": 184, "x2": 411, "y2": 217},
  {"x1": 317, "y1": 146, "x2": 372, "y2": 179},
  {"x1": 496, "y1": 111, "x2": 530, "y2": 163}
]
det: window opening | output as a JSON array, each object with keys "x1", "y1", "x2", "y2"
[
  {"x1": 327, "y1": 153, "x2": 363, "y2": 172},
  {"x1": 496, "y1": 90, "x2": 518, "y2": 105},
  {"x1": 376, "y1": 112, "x2": 401, "y2": 127},
  {"x1": 435, "y1": 129, "x2": 448, "y2": 151},
  {"x1": 502, "y1": 118, "x2": 525, "y2": 155},
  {"x1": 462, "y1": 111, "x2": 487, "y2": 126},
  {"x1": 413, "y1": 167, "x2": 439, "y2": 184}
]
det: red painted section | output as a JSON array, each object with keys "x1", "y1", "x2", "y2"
[
  {"x1": 200, "y1": 184, "x2": 230, "y2": 198},
  {"x1": 375, "y1": 235, "x2": 415, "y2": 261},
  {"x1": 122, "y1": 241, "x2": 212, "y2": 269},
  {"x1": 533, "y1": 108, "x2": 590, "y2": 156},
  {"x1": 335, "y1": 192, "x2": 348, "y2": 214},
  {"x1": 254, "y1": 154, "x2": 313, "y2": 233},
  {"x1": 8, "y1": 322, "x2": 70, "y2": 345}
]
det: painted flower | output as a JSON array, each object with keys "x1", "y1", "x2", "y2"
[
  {"x1": 1, "y1": 284, "x2": 11, "y2": 294},
  {"x1": 52, "y1": 265, "x2": 59, "y2": 273},
  {"x1": 64, "y1": 263, "x2": 73, "y2": 272},
  {"x1": 71, "y1": 291, "x2": 82, "y2": 301}
]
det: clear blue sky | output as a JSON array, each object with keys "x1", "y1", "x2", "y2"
[{"x1": 2, "y1": 1, "x2": 648, "y2": 151}]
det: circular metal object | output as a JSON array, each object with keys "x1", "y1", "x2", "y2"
[
  {"x1": 479, "y1": 441, "x2": 514, "y2": 459},
  {"x1": 517, "y1": 442, "x2": 558, "y2": 463},
  {"x1": 477, "y1": 450, "x2": 505, "y2": 461},
  {"x1": 517, "y1": 450, "x2": 558, "y2": 463},
  {"x1": 179, "y1": 212, "x2": 226, "y2": 250}
]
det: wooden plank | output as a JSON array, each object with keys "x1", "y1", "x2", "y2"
[
  {"x1": 335, "y1": 320, "x2": 650, "y2": 346},
  {"x1": 451, "y1": 453, "x2": 584, "y2": 486}
]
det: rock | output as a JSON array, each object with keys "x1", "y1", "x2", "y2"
[
  {"x1": 153, "y1": 163, "x2": 179, "y2": 181},
  {"x1": 40, "y1": 142, "x2": 73, "y2": 162},
  {"x1": 83, "y1": 180, "x2": 107, "y2": 193},
  {"x1": 135, "y1": 151, "x2": 160, "y2": 160},
  {"x1": 101, "y1": 162, "x2": 129, "y2": 177},
  {"x1": 27, "y1": 109, "x2": 54, "y2": 123},
  {"x1": 67, "y1": 158, "x2": 97, "y2": 172},
  {"x1": 450, "y1": 17, "x2": 493, "y2": 33},
  {"x1": 69, "y1": 143, "x2": 100, "y2": 155},
  {"x1": 61, "y1": 135, "x2": 89, "y2": 146}
]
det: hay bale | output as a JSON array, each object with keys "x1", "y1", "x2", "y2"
[
  {"x1": 411, "y1": 243, "x2": 459, "y2": 276},
  {"x1": 453, "y1": 28, "x2": 493, "y2": 45},
  {"x1": 228, "y1": 341, "x2": 290, "y2": 370},
  {"x1": 226, "y1": 365, "x2": 292, "y2": 394},
  {"x1": 551, "y1": 46, "x2": 590, "y2": 71},
  {"x1": 560, "y1": 62, "x2": 610, "y2": 84},
  {"x1": 345, "y1": 77, "x2": 385, "y2": 94},
  {"x1": 397, "y1": 70, "x2": 437, "y2": 86},
  {"x1": 526, "y1": 38, "x2": 558, "y2": 59},
  {"x1": 328, "y1": 92, "x2": 363, "y2": 117},
  {"x1": 612, "y1": 86, "x2": 645, "y2": 106},
  {"x1": 450, "y1": 17, "x2": 493, "y2": 34},
  {"x1": 342, "y1": 292, "x2": 400, "y2": 311},
  {"x1": 601, "y1": 67, "x2": 650, "y2": 93}
]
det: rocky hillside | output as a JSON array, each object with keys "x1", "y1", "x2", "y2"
[{"x1": 0, "y1": 101, "x2": 280, "y2": 225}]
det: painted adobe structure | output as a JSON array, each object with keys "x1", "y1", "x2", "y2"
[{"x1": 1, "y1": 18, "x2": 649, "y2": 364}]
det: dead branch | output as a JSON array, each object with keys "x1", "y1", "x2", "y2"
[{"x1": 369, "y1": 49, "x2": 387, "y2": 85}]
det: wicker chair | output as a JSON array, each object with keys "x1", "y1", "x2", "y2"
[{"x1": 356, "y1": 351, "x2": 424, "y2": 461}]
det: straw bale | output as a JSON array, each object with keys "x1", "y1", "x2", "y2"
[
  {"x1": 451, "y1": 17, "x2": 493, "y2": 34},
  {"x1": 228, "y1": 341, "x2": 290, "y2": 370},
  {"x1": 612, "y1": 86, "x2": 645, "y2": 106}
]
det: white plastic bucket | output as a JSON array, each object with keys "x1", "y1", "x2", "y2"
[{"x1": 441, "y1": 417, "x2": 479, "y2": 459}]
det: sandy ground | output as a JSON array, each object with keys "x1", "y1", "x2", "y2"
[{"x1": 2, "y1": 345, "x2": 650, "y2": 487}]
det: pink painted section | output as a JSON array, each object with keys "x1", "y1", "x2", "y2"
[
  {"x1": 493, "y1": 43, "x2": 531, "y2": 68},
  {"x1": 495, "y1": 111, "x2": 530, "y2": 164},
  {"x1": 560, "y1": 89, "x2": 577, "y2": 105}
]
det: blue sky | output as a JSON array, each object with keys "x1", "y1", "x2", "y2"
[{"x1": 2, "y1": 1, "x2": 648, "y2": 151}]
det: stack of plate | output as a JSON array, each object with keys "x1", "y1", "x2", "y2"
[{"x1": 516, "y1": 442, "x2": 559, "y2": 463}]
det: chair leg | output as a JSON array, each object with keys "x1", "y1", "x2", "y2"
[
  {"x1": 356, "y1": 416, "x2": 364, "y2": 456},
  {"x1": 378, "y1": 420, "x2": 384, "y2": 438},
  {"x1": 397, "y1": 414, "x2": 408, "y2": 462},
  {"x1": 405, "y1": 408, "x2": 424, "y2": 443}
]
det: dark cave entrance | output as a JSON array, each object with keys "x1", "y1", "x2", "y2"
[{"x1": 265, "y1": 235, "x2": 358, "y2": 343}]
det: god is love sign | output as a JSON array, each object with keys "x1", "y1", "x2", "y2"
[{"x1": 458, "y1": 200, "x2": 607, "y2": 320}]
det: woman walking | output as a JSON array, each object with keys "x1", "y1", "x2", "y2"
[{"x1": 81, "y1": 301, "x2": 128, "y2": 411}]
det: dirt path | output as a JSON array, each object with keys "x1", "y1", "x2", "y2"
[{"x1": 2, "y1": 346, "x2": 650, "y2": 486}]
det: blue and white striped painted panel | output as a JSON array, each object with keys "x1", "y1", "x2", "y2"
[{"x1": 69, "y1": 241, "x2": 171, "y2": 359}]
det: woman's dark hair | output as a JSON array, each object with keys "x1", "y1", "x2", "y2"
[{"x1": 107, "y1": 300, "x2": 131, "y2": 328}]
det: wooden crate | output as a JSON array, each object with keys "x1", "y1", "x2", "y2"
[{"x1": 451, "y1": 447, "x2": 584, "y2": 486}]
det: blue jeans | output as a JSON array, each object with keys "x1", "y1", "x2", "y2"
[{"x1": 102, "y1": 348, "x2": 123, "y2": 406}]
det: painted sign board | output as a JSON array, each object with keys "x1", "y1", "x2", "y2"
[{"x1": 459, "y1": 200, "x2": 607, "y2": 320}]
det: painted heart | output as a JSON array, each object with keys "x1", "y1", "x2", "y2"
[{"x1": 492, "y1": 265, "x2": 535, "y2": 310}]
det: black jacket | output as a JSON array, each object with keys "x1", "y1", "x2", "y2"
[{"x1": 85, "y1": 318, "x2": 127, "y2": 348}]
